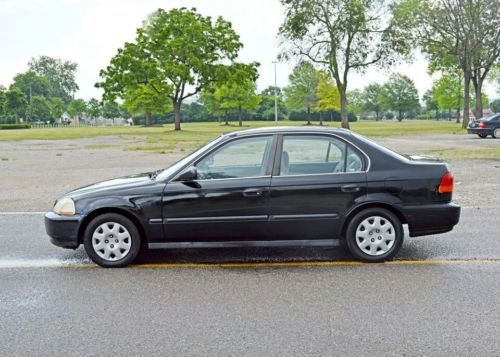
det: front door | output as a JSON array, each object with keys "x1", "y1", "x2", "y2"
[
  {"x1": 162, "y1": 135, "x2": 275, "y2": 242},
  {"x1": 267, "y1": 134, "x2": 367, "y2": 240}
]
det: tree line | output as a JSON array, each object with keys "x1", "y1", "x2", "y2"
[{"x1": 2, "y1": 2, "x2": 499, "y2": 129}]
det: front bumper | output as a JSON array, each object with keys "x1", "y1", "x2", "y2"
[
  {"x1": 45, "y1": 212, "x2": 84, "y2": 249},
  {"x1": 467, "y1": 128, "x2": 493, "y2": 135},
  {"x1": 404, "y1": 202, "x2": 460, "y2": 237}
]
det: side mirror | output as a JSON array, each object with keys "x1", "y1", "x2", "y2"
[{"x1": 176, "y1": 166, "x2": 197, "y2": 182}]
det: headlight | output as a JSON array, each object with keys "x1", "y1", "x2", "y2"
[{"x1": 53, "y1": 197, "x2": 76, "y2": 216}]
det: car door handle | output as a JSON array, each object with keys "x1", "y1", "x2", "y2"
[
  {"x1": 242, "y1": 188, "x2": 264, "y2": 198},
  {"x1": 341, "y1": 184, "x2": 361, "y2": 193}
]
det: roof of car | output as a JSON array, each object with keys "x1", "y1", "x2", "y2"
[{"x1": 224, "y1": 126, "x2": 353, "y2": 137}]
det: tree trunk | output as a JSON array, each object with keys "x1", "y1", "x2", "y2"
[
  {"x1": 238, "y1": 106, "x2": 242, "y2": 127},
  {"x1": 462, "y1": 70, "x2": 471, "y2": 129},
  {"x1": 472, "y1": 73, "x2": 483, "y2": 119},
  {"x1": 146, "y1": 112, "x2": 152, "y2": 127},
  {"x1": 306, "y1": 106, "x2": 311, "y2": 125},
  {"x1": 173, "y1": 101, "x2": 181, "y2": 130},
  {"x1": 398, "y1": 110, "x2": 402, "y2": 122},
  {"x1": 448, "y1": 109, "x2": 451, "y2": 121},
  {"x1": 319, "y1": 112, "x2": 323, "y2": 126},
  {"x1": 225, "y1": 110, "x2": 229, "y2": 125},
  {"x1": 455, "y1": 108, "x2": 461, "y2": 123},
  {"x1": 339, "y1": 88, "x2": 349, "y2": 129},
  {"x1": 375, "y1": 111, "x2": 380, "y2": 121}
]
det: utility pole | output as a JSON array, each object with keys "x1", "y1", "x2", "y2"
[{"x1": 273, "y1": 61, "x2": 278, "y2": 122}]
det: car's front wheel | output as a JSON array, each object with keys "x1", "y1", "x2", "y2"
[
  {"x1": 83, "y1": 213, "x2": 141, "y2": 267},
  {"x1": 346, "y1": 208, "x2": 404, "y2": 262},
  {"x1": 493, "y1": 128, "x2": 500, "y2": 139}
]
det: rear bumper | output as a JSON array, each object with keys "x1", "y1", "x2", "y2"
[
  {"x1": 45, "y1": 212, "x2": 83, "y2": 249},
  {"x1": 467, "y1": 128, "x2": 493, "y2": 135},
  {"x1": 403, "y1": 202, "x2": 460, "y2": 237}
]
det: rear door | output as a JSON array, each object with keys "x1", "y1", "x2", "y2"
[{"x1": 267, "y1": 134, "x2": 367, "y2": 240}]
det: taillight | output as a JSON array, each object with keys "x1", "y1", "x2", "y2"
[
  {"x1": 438, "y1": 172, "x2": 454, "y2": 193},
  {"x1": 478, "y1": 121, "x2": 485, "y2": 128}
]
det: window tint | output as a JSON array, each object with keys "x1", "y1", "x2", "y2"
[
  {"x1": 196, "y1": 136, "x2": 272, "y2": 180},
  {"x1": 280, "y1": 135, "x2": 364, "y2": 176}
]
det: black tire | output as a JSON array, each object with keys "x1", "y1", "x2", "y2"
[
  {"x1": 345, "y1": 208, "x2": 404, "y2": 262},
  {"x1": 478, "y1": 134, "x2": 487, "y2": 138},
  {"x1": 83, "y1": 213, "x2": 141, "y2": 268}
]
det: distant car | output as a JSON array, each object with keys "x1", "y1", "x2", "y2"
[
  {"x1": 45, "y1": 127, "x2": 460, "y2": 267},
  {"x1": 467, "y1": 114, "x2": 500, "y2": 138}
]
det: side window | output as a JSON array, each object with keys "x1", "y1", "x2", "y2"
[
  {"x1": 280, "y1": 135, "x2": 347, "y2": 176},
  {"x1": 346, "y1": 146, "x2": 364, "y2": 172},
  {"x1": 195, "y1": 136, "x2": 272, "y2": 180}
]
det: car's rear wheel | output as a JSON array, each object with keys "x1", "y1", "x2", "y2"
[
  {"x1": 346, "y1": 208, "x2": 403, "y2": 262},
  {"x1": 83, "y1": 213, "x2": 141, "y2": 267},
  {"x1": 478, "y1": 134, "x2": 487, "y2": 138},
  {"x1": 493, "y1": 128, "x2": 500, "y2": 139}
]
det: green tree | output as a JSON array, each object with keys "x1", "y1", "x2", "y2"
[
  {"x1": 28, "y1": 56, "x2": 79, "y2": 103},
  {"x1": 10, "y1": 71, "x2": 51, "y2": 99},
  {"x1": 392, "y1": 0, "x2": 500, "y2": 128},
  {"x1": 102, "y1": 101, "x2": 121, "y2": 120},
  {"x1": 432, "y1": 73, "x2": 463, "y2": 123},
  {"x1": 200, "y1": 87, "x2": 227, "y2": 124},
  {"x1": 363, "y1": 84, "x2": 384, "y2": 121},
  {"x1": 123, "y1": 85, "x2": 172, "y2": 126},
  {"x1": 67, "y1": 99, "x2": 87, "y2": 123},
  {"x1": 49, "y1": 97, "x2": 66, "y2": 122},
  {"x1": 284, "y1": 61, "x2": 318, "y2": 125},
  {"x1": 97, "y1": 8, "x2": 249, "y2": 131},
  {"x1": 86, "y1": 98, "x2": 102, "y2": 119},
  {"x1": 215, "y1": 79, "x2": 261, "y2": 127},
  {"x1": 381, "y1": 74, "x2": 420, "y2": 121},
  {"x1": 5, "y1": 88, "x2": 28, "y2": 123},
  {"x1": 490, "y1": 99, "x2": 500, "y2": 113},
  {"x1": 423, "y1": 89, "x2": 439, "y2": 119},
  {"x1": 315, "y1": 70, "x2": 340, "y2": 125},
  {"x1": 27, "y1": 96, "x2": 51, "y2": 122},
  {"x1": 0, "y1": 87, "x2": 6, "y2": 120},
  {"x1": 257, "y1": 86, "x2": 287, "y2": 121},
  {"x1": 347, "y1": 89, "x2": 365, "y2": 118},
  {"x1": 280, "y1": 0, "x2": 404, "y2": 129}
]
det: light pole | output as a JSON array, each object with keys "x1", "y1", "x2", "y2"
[{"x1": 273, "y1": 61, "x2": 278, "y2": 122}]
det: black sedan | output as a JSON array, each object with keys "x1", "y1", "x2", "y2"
[
  {"x1": 45, "y1": 127, "x2": 460, "y2": 267},
  {"x1": 467, "y1": 114, "x2": 500, "y2": 138}
]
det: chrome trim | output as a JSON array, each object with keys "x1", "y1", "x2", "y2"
[
  {"x1": 192, "y1": 175, "x2": 271, "y2": 183},
  {"x1": 148, "y1": 239, "x2": 341, "y2": 249},
  {"x1": 164, "y1": 215, "x2": 268, "y2": 224},
  {"x1": 270, "y1": 213, "x2": 339, "y2": 221}
]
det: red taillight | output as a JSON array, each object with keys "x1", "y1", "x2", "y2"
[
  {"x1": 478, "y1": 121, "x2": 485, "y2": 128},
  {"x1": 438, "y1": 172, "x2": 454, "y2": 193}
]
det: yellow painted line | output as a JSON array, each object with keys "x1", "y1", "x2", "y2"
[{"x1": 1, "y1": 259, "x2": 500, "y2": 269}]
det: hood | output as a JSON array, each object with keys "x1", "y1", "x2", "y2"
[{"x1": 66, "y1": 171, "x2": 156, "y2": 199}]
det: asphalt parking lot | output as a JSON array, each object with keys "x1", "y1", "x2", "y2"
[
  {"x1": 1, "y1": 134, "x2": 499, "y2": 356},
  {"x1": 1, "y1": 208, "x2": 499, "y2": 356}
]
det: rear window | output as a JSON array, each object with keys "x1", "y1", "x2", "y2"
[
  {"x1": 350, "y1": 132, "x2": 408, "y2": 162},
  {"x1": 481, "y1": 114, "x2": 499, "y2": 122}
]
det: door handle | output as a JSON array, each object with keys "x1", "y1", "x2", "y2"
[
  {"x1": 242, "y1": 188, "x2": 264, "y2": 198},
  {"x1": 341, "y1": 184, "x2": 361, "y2": 193}
]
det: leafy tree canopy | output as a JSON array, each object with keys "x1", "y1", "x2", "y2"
[
  {"x1": 97, "y1": 7, "x2": 252, "y2": 130},
  {"x1": 284, "y1": 61, "x2": 318, "y2": 124},
  {"x1": 5, "y1": 88, "x2": 28, "y2": 122},
  {"x1": 123, "y1": 85, "x2": 172, "y2": 126},
  {"x1": 316, "y1": 70, "x2": 340, "y2": 113},
  {"x1": 29, "y1": 56, "x2": 79, "y2": 103},
  {"x1": 67, "y1": 99, "x2": 87, "y2": 119},
  {"x1": 10, "y1": 71, "x2": 51, "y2": 99},
  {"x1": 381, "y1": 73, "x2": 420, "y2": 121},
  {"x1": 49, "y1": 97, "x2": 66, "y2": 121},
  {"x1": 27, "y1": 96, "x2": 52, "y2": 121},
  {"x1": 362, "y1": 83, "x2": 384, "y2": 120}
]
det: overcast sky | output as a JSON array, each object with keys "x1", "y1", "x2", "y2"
[{"x1": 0, "y1": 0, "x2": 497, "y2": 101}]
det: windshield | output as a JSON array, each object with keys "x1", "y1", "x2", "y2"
[{"x1": 155, "y1": 135, "x2": 225, "y2": 182}]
